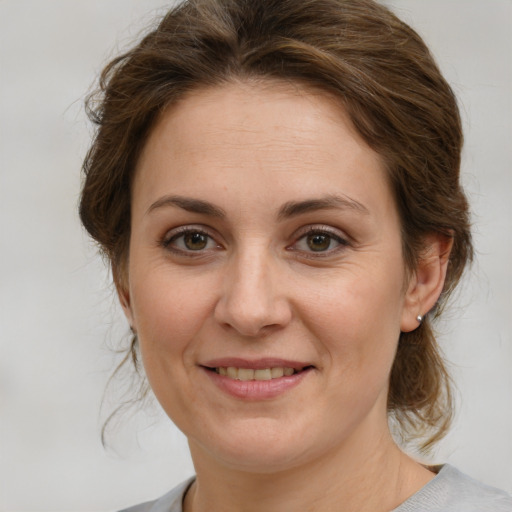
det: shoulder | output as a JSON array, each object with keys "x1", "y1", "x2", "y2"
[
  {"x1": 116, "y1": 469, "x2": 512, "y2": 512},
  {"x1": 394, "y1": 465, "x2": 512, "y2": 512},
  {"x1": 118, "y1": 478, "x2": 194, "y2": 512}
]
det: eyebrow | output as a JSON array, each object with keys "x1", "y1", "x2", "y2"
[
  {"x1": 277, "y1": 194, "x2": 369, "y2": 219},
  {"x1": 146, "y1": 193, "x2": 369, "y2": 219},
  {"x1": 146, "y1": 195, "x2": 226, "y2": 218}
]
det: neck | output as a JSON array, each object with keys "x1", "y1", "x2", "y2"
[{"x1": 184, "y1": 427, "x2": 434, "y2": 512}]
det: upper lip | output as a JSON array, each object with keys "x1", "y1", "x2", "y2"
[{"x1": 201, "y1": 358, "x2": 312, "y2": 370}]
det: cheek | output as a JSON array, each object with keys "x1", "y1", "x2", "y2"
[
  {"x1": 300, "y1": 261, "x2": 405, "y2": 373},
  {"x1": 128, "y1": 268, "x2": 219, "y2": 413},
  {"x1": 129, "y1": 265, "x2": 218, "y2": 362},
  {"x1": 303, "y1": 260, "x2": 405, "y2": 330}
]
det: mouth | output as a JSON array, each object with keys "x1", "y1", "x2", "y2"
[
  {"x1": 200, "y1": 359, "x2": 314, "y2": 399},
  {"x1": 209, "y1": 366, "x2": 310, "y2": 381}
]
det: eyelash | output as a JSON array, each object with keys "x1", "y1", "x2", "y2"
[
  {"x1": 160, "y1": 225, "x2": 349, "y2": 258},
  {"x1": 161, "y1": 226, "x2": 221, "y2": 257},
  {"x1": 289, "y1": 226, "x2": 349, "y2": 258}
]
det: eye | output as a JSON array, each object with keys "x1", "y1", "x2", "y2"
[
  {"x1": 303, "y1": 233, "x2": 336, "y2": 252},
  {"x1": 291, "y1": 226, "x2": 348, "y2": 255},
  {"x1": 162, "y1": 227, "x2": 220, "y2": 254}
]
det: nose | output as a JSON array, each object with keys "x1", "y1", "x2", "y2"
[{"x1": 214, "y1": 247, "x2": 292, "y2": 337}]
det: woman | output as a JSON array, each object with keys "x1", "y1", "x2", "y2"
[{"x1": 79, "y1": 0, "x2": 512, "y2": 510}]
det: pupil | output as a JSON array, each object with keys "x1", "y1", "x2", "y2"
[
  {"x1": 184, "y1": 232, "x2": 207, "y2": 250},
  {"x1": 307, "y1": 234, "x2": 330, "y2": 251}
]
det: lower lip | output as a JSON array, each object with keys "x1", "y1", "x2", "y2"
[{"x1": 202, "y1": 368, "x2": 312, "y2": 400}]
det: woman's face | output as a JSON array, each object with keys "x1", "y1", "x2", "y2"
[{"x1": 121, "y1": 82, "x2": 420, "y2": 472}]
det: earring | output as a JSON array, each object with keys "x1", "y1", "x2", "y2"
[{"x1": 416, "y1": 315, "x2": 423, "y2": 324}]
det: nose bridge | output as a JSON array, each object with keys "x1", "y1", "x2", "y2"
[{"x1": 214, "y1": 240, "x2": 290, "y2": 336}]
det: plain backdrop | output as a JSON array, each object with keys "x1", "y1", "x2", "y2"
[{"x1": 0, "y1": 1, "x2": 511, "y2": 510}]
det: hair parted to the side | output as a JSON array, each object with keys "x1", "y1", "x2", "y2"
[{"x1": 80, "y1": 0, "x2": 472, "y2": 451}]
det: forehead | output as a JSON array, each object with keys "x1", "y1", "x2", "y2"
[
  {"x1": 145, "y1": 80, "x2": 366, "y2": 151},
  {"x1": 133, "y1": 80, "x2": 393, "y2": 219}
]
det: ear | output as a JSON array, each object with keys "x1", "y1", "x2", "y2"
[
  {"x1": 113, "y1": 267, "x2": 135, "y2": 330},
  {"x1": 400, "y1": 234, "x2": 453, "y2": 332}
]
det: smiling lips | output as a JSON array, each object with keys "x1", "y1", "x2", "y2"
[
  {"x1": 202, "y1": 360, "x2": 313, "y2": 399},
  {"x1": 215, "y1": 366, "x2": 297, "y2": 381}
]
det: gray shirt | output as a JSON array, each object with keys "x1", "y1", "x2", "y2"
[{"x1": 120, "y1": 465, "x2": 512, "y2": 512}]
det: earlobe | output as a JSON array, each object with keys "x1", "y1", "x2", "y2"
[{"x1": 400, "y1": 234, "x2": 453, "y2": 332}]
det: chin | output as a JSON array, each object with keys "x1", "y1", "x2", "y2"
[{"x1": 189, "y1": 417, "x2": 335, "y2": 474}]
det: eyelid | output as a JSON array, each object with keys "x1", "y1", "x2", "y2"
[
  {"x1": 161, "y1": 224, "x2": 223, "y2": 255},
  {"x1": 293, "y1": 224, "x2": 348, "y2": 239},
  {"x1": 288, "y1": 224, "x2": 350, "y2": 256}
]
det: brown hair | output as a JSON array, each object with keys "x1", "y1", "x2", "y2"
[{"x1": 80, "y1": 0, "x2": 472, "y2": 450}]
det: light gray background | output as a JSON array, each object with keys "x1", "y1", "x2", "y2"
[{"x1": 1, "y1": 1, "x2": 511, "y2": 510}]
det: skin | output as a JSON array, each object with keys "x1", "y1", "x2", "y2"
[{"x1": 119, "y1": 81, "x2": 451, "y2": 512}]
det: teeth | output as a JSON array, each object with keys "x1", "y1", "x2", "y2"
[
  {"x1": 238, "y1": 368, "x2": 254, "y2": 381},
  {"x1": 215, "y1": 367, "x2": 298, "y2": 380},
  {"x1": 271, "y1": 367, "x2": 284, "y2": 378},
  {"x1": 254, "y1": 369, "x2": 272, "y2": 380}
]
